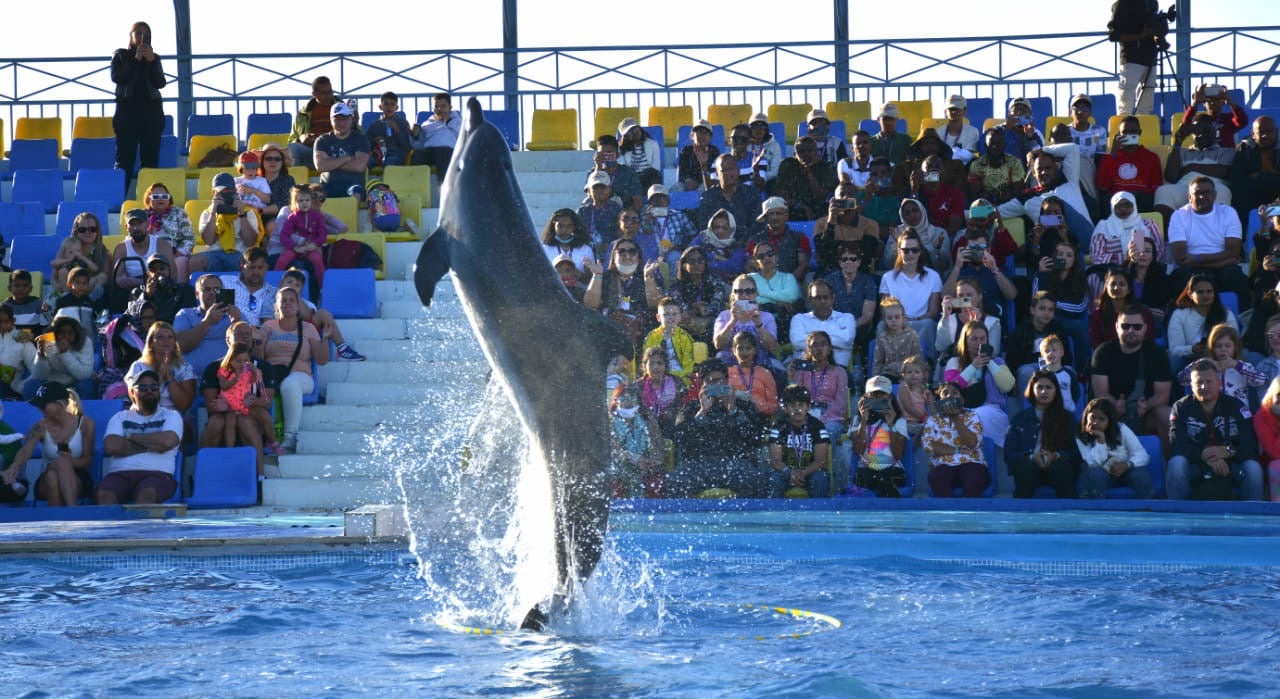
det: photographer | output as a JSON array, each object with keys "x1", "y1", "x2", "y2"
[
  {"x1": 943, "y1": 321, "x2": 1015, "y2": 447},
  {"x1": 111, "y1": 209, "x2": 175, "y2": 293},
  {"x1": 922, "y1": 381, "x2": 991, "y2": 497},
  {"x1": 944, "y1": 203, "x2": 1018, "y2": 308},
  {"x1": 191, "y1": 173, "x2": 263, "y2": 274},
  {"x1": 812, "y1": 183, "x2": 880, "y2": 276},
  {"x1": 124, "y1": 256, "x2": 196, "y2": 325},
  {"x1": 1108, "y1": 0, "x2": 1165, "y2": 116},
  {"x1": 174, "y1": 274, "x2": 244, "y2": 376},
  {"x1": 670, "y1": 359, "x2": 767, "y2": 498},
  {"x1": 850, "y1": 376, "x2": 908, "y2": 497}
]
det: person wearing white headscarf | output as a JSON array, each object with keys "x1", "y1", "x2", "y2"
[
  {"x1": 1090, "y1": 191, "x2": 1165, "y2": 267},
  {"x1": 701, "y1": 208, "x2": 748, "y2": 282},
  {"x1": 881, "y1": 197, "x2": 952, "y2": 275}
]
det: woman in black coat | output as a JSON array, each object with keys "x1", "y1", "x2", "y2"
[{"x1": 111, "y1": 21, "x2": 167, "y2": 192}]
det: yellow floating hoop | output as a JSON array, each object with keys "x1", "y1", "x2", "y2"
[
  {"x1": 436, "y1": 618, "x2": 507, "y2": 636},
  {"x1": 435, "y1": 603, "x2": 842, "y2": 640}
]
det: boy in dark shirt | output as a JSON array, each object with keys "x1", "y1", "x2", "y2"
[
  {"x1": 768, "y1": 384, "x2": 832, "y2": 498},
  {"x1": 1, "y1": 270, "x2": 48, "y2": 333},
  {"x1": 54, "y1": 266, "x2": 103, "y2": 334}
]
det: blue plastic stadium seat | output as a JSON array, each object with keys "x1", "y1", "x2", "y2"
[
  {"x1": 56, "y1": 200, "x2": 109, "y2": 239},
  {"x1": 668, "y1": 190, "x2": 699, "y2": 211},
  {"x1": 859, "y1": 118, "x2": 881, "y2": 136},
  {"x1": 1219, "y1": 291, "x2": 1239, "y2": 316},
  {"x1": 0, "y1": 202, "x2": 46, "y2": 238},
  {"x1": 9, "y1": 234, "x2": 64, "y2": 278},
  {"x1": 320, "y1": 268, "x2": 378, "y2": 318},
  {"x1": 797, "y1": 120, "x2": 848, "y2": 143},
  {"x1": 362, "y1": 110, "x2": 404, "y2": 133},
  {"x1": 4, "y1": 139, "x2": 60, "y2": 180},
  {"x1": 68, "y1": 138, "x2": 118, "y2": 174},
  {"x1": 246, "y1": 113, "x2": 292, "y2": 138},
  {"x1": 73, "y1": 168, "x2": 125, "y2": 210},
  {"x1": 642, "y1": 126, "x2": 665, "y2": 170},
  {"x1": 186, "y1": 446, "x2": 259, "y2": 508},
  {"x1": 485, "y1": 108, "x2": 521, "y2": 151},
  {"x1": 186, "y1": 114, "x2": 235, "y2": 150},
  {"x1": 965, "y1": 98, "x2": 994, "y2": 131},
  {"x1": 135, "y1": 135, "x2": 180, "y2": 171},
  {"x1": 1026, "y1": 96, "x2": 1053, "y2": 133},
  {"x1": 1106, "y1": 435, "x2": 1166, "y2": 498},
  {"x1": 78, "y1": 399, "x2": 128, "y2": 495},
  {"x1": 676, "y1": 124, "x2": 726, "y2": 152},
  {"x1": 11, "y1": 168, "x2": 65, "y2": 214},
  {"x1": 790, "y1": 219, "x2": 817, "y2": 271}
]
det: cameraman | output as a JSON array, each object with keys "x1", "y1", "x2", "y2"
[
  {"x1": 670, "y1": 359, "x2": 767, "y2": 497},
  {"x1": 1108, "y1": 0, "x2": 1164, "y2": 116},
  {"x1": 125, "y1": 256, "x2": 195, "y2": 325},
  {"x1": 192, "y1": 173, "x2": 263, "y2": 274}
]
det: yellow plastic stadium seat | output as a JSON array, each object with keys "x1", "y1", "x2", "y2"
[
  {"x1": 187, "y1": 134, "x2": 238, "y2": 172},
  {"x1": 136, "y1": 167, "x2": 187, "y2": 206},
  {"x1": 1004, "y1": 217, "x2": 1026, "y2": 249},
  {"x1": 15, "y1": 117, "x2": 64, "y2": 156},
  {"x1": 102, "y1": 234, "x2": 125, "y2": 253},
  {"x1": 387, "y1": 193, "x2": 423, "y2": 242},
  {"x1": 1044, "y1": 116, "x2": 1074, "y2": 134},
  {"x1": 0, "y1": 272, "x2": 43, "y2": 300},
  {"x1": 248, "y1": 133, "x2": 290, "y2": 151},
  {"x1": 895, "y1": 100, "x2": 933, "y2": 136},
  {"x1": 592, "y1": 106, "x2": 641, "y2": 148},
  {"x1": 920, "y1": 117, "x2": 947, "y2": 135},
  {"x1": 195, "y1": 167, "x2": 237, "y2": 199},
  {"x1": 1107, "y1": 114, "x2": 1161, "y2": 149},
  {"x1": 526, "y1": 109, "x2": 578, "y2": 151},
  {"x1": 117, "y1": 200, "x2": 142, "y2": 231},
  {"x1": 1149, "y1": 144, "x2": 1171, "y2": 172},
  {"x1": 647, "y1": 106, "x2": 693, "y2": 146},
  {"x1": 72, "y1": 116, "x2": 115, "y2": 140},
  {"x1": 1140, "y1": 211, "x2": 1164, "y2": 231},
  {"x1": 707, "y1": 104, "x2": 753, "y2": 131},
  {"x1": 767, "y1": 103, "x2": 812, "y2": 145},
  {"x1": 324, "y1": 196, "x2": 360, "y2": 235},
  {"x1": 379, "y1": 165, "x2": 431, "y2": 206},
  {"x1": 184, "y1": 199, "x2": 212, "y2": 227},
  {"x1": 982, "y1": 117, "x2": 1004, "y2": 133},
  {"x1": 330, "y1": 232, "x2": 386, "y2": 279},
  {"x1": 825, "y1": 101, "x2": 872, "y2": 130}
]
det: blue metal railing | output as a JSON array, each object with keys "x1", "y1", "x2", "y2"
[{"x1": 2, "y1": 26, "x2": 1277, "y2": 150}]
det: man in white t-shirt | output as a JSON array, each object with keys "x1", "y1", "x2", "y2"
[
  {"x1": 1167, "y1": 176, "x2": 1249, "y2": 309},
  {"x1": 790, "y1": 279, "x2": 857, "y2": 367},
  {"x1": 96, "y1": 369, "x2": 183, "y2": 505}
]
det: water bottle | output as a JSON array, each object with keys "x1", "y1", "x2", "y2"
[{"x1": 850, "y1": 351, "x2": 865, "y2": 397}]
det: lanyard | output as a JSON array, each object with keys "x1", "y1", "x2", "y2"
[
  {"x1": 809, "y1": 365, "x2": 830, "y2": 402},
  {"x1": 736, "y1": 365, "x2": 756, "y2": 392}
]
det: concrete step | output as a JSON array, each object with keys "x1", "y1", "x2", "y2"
[
  {"x1": 379, "y1": 299, "x2": 432, "y2": 320},
  {"x1": 317, "y1": 358, "x2": 486, "y2": 384},
  {"x1": 300, "y1": 397, "x2": 472, "y2": 430},
  {"x1": 332, "y1": 318, "x2": 409, "y2": 341},
  {"x1": 295, "y1": 430, "x2": 386, "y2": 455},
  {"x1": 512, "y1": 150, "x2": 594, "y2": 171},
  {"x1": 261, "y1": 477, "x2": 401, "y2": 508},
  {"x1": 517, "y1": 170, "x2": 590, "y2": 194},
  {"x1": 276, "y1": 453, "x2": 392, "y2": 479},
  {"x1": 325, "y1": 377, "x2": 486, "y2": 406}
]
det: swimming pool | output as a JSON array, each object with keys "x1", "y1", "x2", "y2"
[{"x1": 3, "y1": 510, "x2": 1278, "y2": 697}]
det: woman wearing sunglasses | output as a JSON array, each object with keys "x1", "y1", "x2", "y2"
[
  {"x1": 50, "y1": 212, "x2": 111, "y2": 296},
  {"x1": 141, "y1": 182, "x2": 195, "y2": 283}
]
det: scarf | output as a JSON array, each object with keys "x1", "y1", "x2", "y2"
[
  {"x1": 1101, "y1": 191, "x2": 1142, "y2": 253},
  {"x1": 898, "y1": 197, "x2": 931, "y2": 235},
  {"x1": 701, "y1": 208, "x2": 737, "y2": 250}
]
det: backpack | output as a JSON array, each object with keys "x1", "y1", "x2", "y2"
[
  {"x1": 97, "y1": 315, "x2": 146, "y2": 399},
  {"x1": 197, "y1": 143, "x2": 238, "y2": 168},
  {"x1": 367, "y1": 187, "x2": 401, "y2": 232},
  {"x1": 324, "y1": 239, "x2": 383, "y2": 270}
]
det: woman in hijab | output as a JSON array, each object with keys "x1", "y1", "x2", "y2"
[
  {"x1": 700, "y1": 208, "x2": 748, "y2": 282},
  {"x1": 881, "y1": 197, "x2": 950, "y2": 275},
  {"x1": 1089, "y1": 191, "x2": 1164, "y2": 268}
]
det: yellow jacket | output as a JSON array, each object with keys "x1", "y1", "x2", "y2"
[{"x1": 641, "y1": 326, "x2": 695, "y2": 380}]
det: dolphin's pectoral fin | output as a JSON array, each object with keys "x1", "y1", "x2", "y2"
[
  {"x1": 414, "y1": 228, "x2": 452, "y2": 308},
  {"x1": 519, "y1": 605, "x2": 548, "y2": 631},
  {"x1": 576, "y1": 304, "x2": 635, "y2": 361}
]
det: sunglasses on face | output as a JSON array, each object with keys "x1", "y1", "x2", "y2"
[
  {"x1": 733, "y1": 288, "x2": 758, "y2": 295},
  {"x1": 1120, "y1": 323, "x2": 1144, "y2": 331},
  {"x1": 900, "y1": 247, "x2": 921, "y2": 254},
  {"x1": 263, "y1": 156, "x2": 284, "y2": 163},
  {"x1": 133, "y1": 384, "x2": 161, "y2": 393},
  {"x1": 616, "y1": 248, "x2": 639, "y2": 256},
  {"x1": 840, "y1": 256, "x2": 860, "y2": 263},
  {"x1": 149, "y1": 193, "x2": 171, "y2": 201}
]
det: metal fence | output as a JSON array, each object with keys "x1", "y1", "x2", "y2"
[{"x1": 2, "y1": 25, "x2": 1277, "y2": 149}]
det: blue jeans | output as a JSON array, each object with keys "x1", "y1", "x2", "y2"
[
  {"x1": 1080, "y1": 465, "x2": 1154, "y2": 499},
  {"x1": 769, "y1": 468, "x2": 831, "y2": 498},
  {"x1": 205, "y1": 249, "x2": 242, "y2": 273},
  {"x1": 1166, "y1": 456, "x2": 1264, "y2": 500}
]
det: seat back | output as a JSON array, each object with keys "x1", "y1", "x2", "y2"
[
  {"x1": 484, "y1": 108, "x2": 521, "y2": 151},
  {"x1": 1025, "y1": 97, "x2": 1053, "y2": 132},
  {"x1": 767, "y1": 103, "x2": 813, "y2": 145},
  {"x1": 68, "y1": 138, "x2": 118, "y2": 174},
  {"x1": 247, "y1": 133, "x2": 290, "y2": 151},
  {"x1": 593, "y1": 106, "x2": 640, "y2": 146},
  {"x1": 323, "y1": 196, "x2": 359, "y2": 234},
  {"x1": 0, "y1": 271, "x2": 43, "y2": 302},
  {"x1": 56, "y1": 200, "x2": 109, "y2": 239},
  {"x1": 195, "y1": 167, "x2": 237, "y2": 198},
  {"x1": 963, "y1": 98, "x2": 994, "y2": 130},
  {"x1": 1107, "y1": 115, "x2": 1161, "y2": 149},
  {"x1": 1219, "y1": 291, "x2": 1239, "y2": 315},
  {"x1": 246, "y1": 113, "x2": 292, "y2": 139},
  {"x1": 1044, "y1": 115, "x2": 1074, "y2": 135},
  {"x1": 137, "y1": 167, "x2": 188, "y2": 206},
  {"x1": 668, "y1": 190, "x2": 699, "y2": 212},
  {"x1": 319, "y1": 268, "x2": 379, "y2": 318},
  {"x1": 647, "y1": 105, "x2": 693, "y2": 147},
  {"x1": 6, "y1": 138, "x2": 61, "y2": 173},
  {"x1": 187, "y1": 135, "x2": 239, "y2": 171},
  {"x1": 73, "y1": 168, "x2": 125, "y2": 210},
  {"x1": 825, "y1": 101, "x2": 872, "y2": 130},
  {"x1": 379, "y1": 164, "x2": 432, "y2": 204},
  {"x1": 796, "y1": 120, "x2": 848, "y2": 143},
  {"x1": 10, "y1": 234, "x2": 63, "y2": 279},
  {"x1": 859, "y1": 118, "x2": 882, "y2": 137},
  {"x1": 1138, "y1": 434, "x2": 1165, "y2": 497},
  {"x1": 80, "y1": 399, "x2": 128, "y2": 487},
  {"x1": 186, "y1": 446, "x2": 259, "y2": 508},
  {"x1": 707, "y1": 104, "x2": 753, "y2": 131},
  {"x1": 181, "y1": 200, "x2": 211, "y2": 230},
  {"x1": 11, "y1": 168, "x2": 65, "y2": 214},
  {"x1": 525, "y1": 109, "x2": 578, "y2": 151},
  {"x1": 675, "y1": 124, "x2": 726, "y2": 152},
  {"x1": 895, "y1": 100, "x2": 934, "y2": 137},
  {"x1": 1088, "y1": 94, "x2": 1118, "y2": 124},
  {"x1": 15, "y1": 117, "x2": 64, "y2": 156},
  {"x1": 72, "y1": 116, "x2": 115, "y2": 141},
  {"x1": 328, "y1": 232, "x2": 386, "y2": 279},
  {"x1": 641, "y1": 126, "x2": 666, "y2": 171},
  {"x1": 0, "y1": 202, "x2": 46, "y2": 238},
  {"x1": 186, "y1": 114, "x2": 235, "y2": 149}
]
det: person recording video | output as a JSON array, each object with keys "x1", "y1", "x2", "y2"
[{"x1": 1108, "y1": 0, "x2": 1172, "y2": 117}]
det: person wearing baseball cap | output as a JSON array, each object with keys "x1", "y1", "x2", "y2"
[
  {"x1": 578, "y1": 168, "x2": 624, "y2": 257},
  {"x1": 1067, "y1": 94, "x2": 1109, "y2": 161},
  {"x1": 849, "y1": 374, "x2": 909, "y2": 497},
  {"x1": 746, "y1": 112, "x2": 783, "y2": 183},
  {"x1": 641, "y1": 184, "x2": 697, "y2": 271},
  {"x1": 768, "y1": 383, "x2": 832, "y2": 498},
  {"x1": 112, "y1": 206, "x2": 176, "y2": 292},
  {"x1": 805, "y1": 108, "x2": 849, "y2": 165},
  {"x1": 191, "y1": 171, "x2": 261, "y2": 273},
  {"x1": 940, "y1": 95, "x2": 979, "y2": 162},
  {"x1": 1002, "y1": 97, "x2": 1045, "y2": 163},
  {"x1": 287, "y1": 75, "x2": 343, "y2": 170},
  {"x1": 617, "y1": 117, "x2": 663, "y2": 193},
  {"x1": 314, "y1": 98, "x2": 371, "y2": 200},
  {"x1": 95, "y1": 368, "x2": 184, "y2": 506},
  {"x1": 748, "y1": 196, "x2": 812, "y2": 284},
  {"x1": 591, "y1": 134, "x2": 644, "y2": 211},
  {"x1": 871, "y1": 102, "x2": 912, "y2": 164},
  {"x1": 677, "y1": 119, "x2": 720, "y2": 192}
]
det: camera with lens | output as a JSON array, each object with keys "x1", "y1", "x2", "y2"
[
  {"x1": 1051, "y1": 257, "x2": 1067, "y2": 270},
  {"x1": 1152, "y1": 5, "x2": 1177, "y2": 52},
  {"x1": 864, "y1": 396, "x2": 891, "y2": 421},
  {"x1": 965, "y1": 244, "x2": 987, "y2": 264},
  {"x1": 705, "y1": 384, "x2": 732, "y2": 398},
  {"x1": 934, "y1": 396, "x2": 963, "y2": 415},
  {"x1": 792, "y1": 359, "x2": 816, "y2": 372},
  {"x1": 215, "y1": 190, "x2": 238, "y2": 215},
  {"x1": 832, "y1": 198, "x2": 858, "y2": 210}
]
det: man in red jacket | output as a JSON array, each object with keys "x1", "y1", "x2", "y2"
[{"x1": 1096, "y1": 116, "x2": 1163, "y2": 214}]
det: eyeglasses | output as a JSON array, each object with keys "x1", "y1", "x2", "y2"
[
  {"x1": 616, "y1": 248, "x2": 639, "y2": 256},
  {"x1": 1120, "y1": 323, "x2": 1145, "y2": 331},
  {"x1": 133, "y1": 384, "x2": 161, "y2": 393},
  {"x1": 621, "y1": 217, "x2": 640, "y2": 223},
  {"x1": 149, "y1": 193, "x2": 171, "y2": 201},
  {"x1": 263, "y1": 156, "x2": 284, "y2": 163},
  {"x1": 839, "y1": 256, "x2": 860, "y2": 263},
  {"x1": 733, "y1": 288, "x2": 758, "y2": 296},
  {"x1": 75, "y1": 226, "x2": 99, "y2": 233},
  {"x1": 755, "y1": 250, "x2": 777, "y2": 258},
  {"x1": 684, "y1": 257, "x2": 706, "y2": 264},
  {"x1": 900, "y1": 247, "x2": 921, "y2": 254}
]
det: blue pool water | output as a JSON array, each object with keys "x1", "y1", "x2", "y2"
[{"x1": 2, "y1": 511, "x2": 1279, "y2": 697}]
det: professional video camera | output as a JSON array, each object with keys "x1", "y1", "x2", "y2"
[{"x1": 1151, "y1": 4, "x2": 1177, "y2": 52}]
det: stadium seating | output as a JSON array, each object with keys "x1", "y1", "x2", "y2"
[
  {"x1": 378, "y1": 165, "x2": 431, "y2": 206},
  {"x1": 187, "y1": 135, "x2": 238, "y2": 172},
  {"x1": 643, "y1": 126, "x2": 665, "y2": 171},
  {"x1": 796, "y1": 120, "x2": 847, "y2": 143},
  {"x1": 186, "y1": 114, "x2": 235, "y2": 150},
  {"x1": 361, "y1": 110, "x2": 405, "y2": 133},
  {"x1": 0, "y1": 202, "x2": 45, "y2": 238},
  {"x1": 4, "y1": 138, "x2": 60, "y2": 179},
  {"x1": 56, "y1": 200, "x2": 109, "y2": 239},
  {"x1": 483, "y1": 108, "x2": 520, "y2": 151},
  {"x1": 1086, "y1": 94, "x2": 1117, "y2": 125},
  {"x1": 525, "y1": 109, "x2": 577, "y2": 151},
  {"x1": 894, "y1": 100, "x2": 933, "y2": 136},
  {"x1": 72, "y1": 116, "x2": 115, "y2": 141},
  {"x1": 195, "y1": 167, "x2": 237, "y2": 198},
  {"x1": 330, "y1": 232, "x2": 386, "y2": 279},
  {"x1": 186, "y1": 446, "x2": 259, "y2": 508},
  {"x1": 136, "y1": 167, "x2": 187, "y2": 206},
  {"x1": 1107, "y1": 114, "x2": 1161, "y2": 148},
  {"x1": 767, "y1": 103, "x2": 812, "y2": 145},
  {"x1": 707, "y1": 104, "x2": 753, "y2": 130},
  {"x1": 324, "y1": 196, "x2": 359, "y2": 234},
  {"x1": 391, "y1": 193, "x2": 423, "y2": 241},
  {"x1": 11, "y1": 168, "x2": 64, "y2": 213},
  {"x1": 68, "y1": 138, "x2": 118, "y2": 174},
  {"x1": 319, "y1": 267, "x2": 378, "y2": 318},
  {"x1": 74, "y1": 169, "x2": 125, "y2": 210},
  {"x1": 248, "y1": 133, "x2": 290, "y2": 151},
  {"x1": 182, "y1": 200, "x2": 210, "y2": 230},
  {"x1": 676, "y1": 124, "x2": 726, "y2": 152},
  {"x1": 589, "y1": 106, "x2": 640, "y2": 149},
  {"x1": 246, "y1": 113, "x2": 292, "y2": 140},
  {"x1": 647, "y1": 106, "x2": 693, "y2": 147},
  {"x1": 668, "y1": 190, "x2": 699, "y2": 211},
  {"x1": 10, "y1": 235, "x2": 63, "y2": 279},
  {"x1": 14, "y1": 117, "x2": 64, "y2": 156},
  {"x1": 1263, "y1": 87, "x2": 1280, "y2": 109},
  {"x1": 1025, "y1": 96, "x2": 1053, "y2": 132},
  {"x1": 825, "y1": 101, "x2": 872, "y2": 130},
  {"x1": 963, "y1": 98, "x2": 994, "y2": 130},
  {"x1": 0, "y1": 271, "x2": 44, "y2": 301}
]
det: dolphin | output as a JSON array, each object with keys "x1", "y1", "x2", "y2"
[{"x1": 415, "y1": 99, "x2": 631, "y2": 630}]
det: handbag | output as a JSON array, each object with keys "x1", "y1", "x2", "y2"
[{"x1": 271, "y1": 322, "x2": 306, "y2": 383}]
